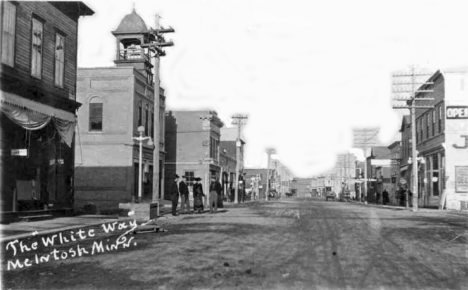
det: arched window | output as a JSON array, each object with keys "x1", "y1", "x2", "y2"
[{"x1": 89, "y1": 97, "x2": 103, "y2": 131}]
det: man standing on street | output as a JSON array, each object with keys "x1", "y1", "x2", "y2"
[
  {"x1": 179, "y1": 175, "x2": 190, "y2": 214},
  {"x1": 216, "y1": 177, "x2": 224, "y2": 209},
  {"x1": 172, "y1": 174, "x2": 180, "y2": 216},
  {"x1": 209, "y1": 176, "x2": 221, "y2": 213}
]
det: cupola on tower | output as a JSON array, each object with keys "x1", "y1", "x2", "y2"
[{"x1": 112, "y1": 9, "x2": 154, "y2": 85}]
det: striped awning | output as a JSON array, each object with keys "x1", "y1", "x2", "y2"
[{"x1": 0, "y1": 91, "x2": 76, "y2": 122}]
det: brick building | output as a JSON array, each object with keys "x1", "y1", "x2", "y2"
[
  {"x1": 366, "y1": 147, "x2": 392, "y2": 203},
  {"x1": 220, "y1": 140, "x2": 241, "y2": 201},
  {"x1": 219, "y1": 127, "x2": 246, "y2": 201},
  {"x1": 388, "y1": 140, "x2": 402, "y2": 205},
  {"x1": 74, "y1": 9, "x2": 166, "y2": 210},
  {"x1": 0, "y1": 1, "x2": 93, "y2": 221},
  {"x1": 164, "y1": 110, "x2": 224, "y2": 202},
  {"x1": 403, "y1": 69, "x2": 468, "y2": 210}
]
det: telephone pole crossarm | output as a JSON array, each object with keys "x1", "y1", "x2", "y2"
[{"x1": 391, "y1": 65, "x2": 436, "y2": 212}]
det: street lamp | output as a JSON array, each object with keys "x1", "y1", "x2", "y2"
[{"x1": 133, "y1": 126, "x2": 153, "y2": 203}]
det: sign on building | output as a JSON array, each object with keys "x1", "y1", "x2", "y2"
[
  {"x1": 455, "y1": 166, "x2": 468, "y2": 193},
  {"x1": 11, "y1": 149, "x2": 28, "y2": 156},
  {"x1": 370, "y1": 159, "x2": 392, "y2": 166},
  {"x1": 446, "y1": 106, "x2": 468, "y2": 119}
]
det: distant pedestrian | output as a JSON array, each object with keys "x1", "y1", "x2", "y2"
[
  {"x1": 408, "y1": 190, "x2": 413, "y2": 207},
  {"x1": 230, "y1": 187, "x2": 235, "y2": 202},
  {"x1": 171, "y1": 174, "x2": 180, "y2": 216},
  {"x1": 209, "y1": 176, "x2": 220, "y2": 213},
  {"x1": 382, "y1": 189, "x2": 389, "y2": 205},
  {"x1": 376, "y1": 191, "x2": 381, "y2": 204},
  {"x1": 398, "y1": 187, "x2": 406, "y2": 206},
  {"x1": 215, "y1": 177, "x2": 224, "y2": 208},
  {"x1": 193, "y1": 177, "x2": 204, "y2": 213},
  {"x1": 179, "y1": 175, "x2": 190, "y2": 214}
]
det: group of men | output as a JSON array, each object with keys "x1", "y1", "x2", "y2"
[{"x1": 171, "y1": 174, "x2": 223, "y2": 216}]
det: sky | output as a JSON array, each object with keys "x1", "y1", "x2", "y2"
[{"x1": 77, "y1": 0, "x2": 468, "y2": 178}]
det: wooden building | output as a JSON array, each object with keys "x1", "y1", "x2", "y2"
[{"x1": 0, "y1": 1, "x2": 94, "y2": 222}]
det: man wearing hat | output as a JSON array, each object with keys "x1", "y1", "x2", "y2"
[
  {"x1": 209, "y1": 175, "x2": 222, "y2": 213},
  {"x1": 179, "y1": 175, "x2": 190, "y2": 214},
  {"x1": 171, "y1": 174, "x2": 180, "y2": 216}
]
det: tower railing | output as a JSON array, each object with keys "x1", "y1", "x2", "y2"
[{"x1": 118, "y1": 48, "x2": 149, "y2": 61}]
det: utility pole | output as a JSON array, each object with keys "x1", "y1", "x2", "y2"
[
  {"x1": 142, "y1": 14, "x2": 174, "y2": 216},
  {"x1": 392, "y1": 66, "x2": 434, "y2": 212},
  {"x1": 232, "y1": 114, "x2": 248, "y2": 204},
  {"x1": 265, "y1": 148, "x2": 275, "y2": 201}
]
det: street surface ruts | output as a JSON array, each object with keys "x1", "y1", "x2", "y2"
[{"x1": 2, "y1": 198, "x2": 467, "y2": 290}]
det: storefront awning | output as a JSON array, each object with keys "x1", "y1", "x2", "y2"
[
  {"x1": 0, "y1": 92, "x2": 76, "y2": 147},
  {"x1": 0, "y1": 92, "x2": 75, "y2": 122}
]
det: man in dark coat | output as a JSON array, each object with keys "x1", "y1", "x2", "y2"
[
  {"x1": 216, "y1": 177, "x2": 224, "y2": 208},
  {"x1": 179, "y1": 175, "x2": 190, "y2": 214},
  {"x1": 209, "y1": 176, "x2": 222, "y2": 213},
  {"x1": 171, "y1": 174, "x2": 180, "y2": 216},
  {"x1": 382, "y1": 189, "x2": 389, "y2": 205}
]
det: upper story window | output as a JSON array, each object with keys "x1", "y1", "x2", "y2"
[
  {"x1": 431, "y1": 110, "x2": 435, "y2": 136},
  {"x1": 416, "y1": 120, "x2": 419, "y2": 144},
  {"x1": 31, "y1": 17, "x2": 43, "y2": 78},
  {"x1": 151, "y1": 110, "x2": 154, "y2": 138},
  {"x1": 1, "y1": 1, "x2": 17, "y2": 67},
  {"x1": 210, "y1": 136, "x2": 219, "y2": 161},
  {"x1": 159, "y1": 108, "x2": 164, "y2": 142},
  {"x1": 419, "y1": 117, "x2": 423, "y2": 142},
  {"x1": 138, "y1": 101, "x2": 142, "y2": 127},
  {"x1": 144, "y1": 104, "x2": 149, "y2": 136},
  {"x1": 426, "y1": 113, "x2": 429, "y2": 139},
  {"x1": 89, "y1": 98, "x2": 103, "y2": 131},
  {"x1": 438, "y1": 104, "x2": 442, "y2": 133},
  {"x1": 54, "y1": 33, "x2": 65, "y2": 87}
]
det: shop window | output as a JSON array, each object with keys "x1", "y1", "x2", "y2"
[
  {"x1": 184, "y1": 171, "x2": 195, "y2": 188},
  {"x1": 31, "y1": 17, "x2": 43, "y2": 79},
  {"x1": 1, "y1": 1, "x2": 16, "y2": 66},
  {"x1": 432, "y1": 154, "x2": 438, "y2": 170},
  {"x1": 54, "y1": 33, "x2": 65, "y2": 87},
  {"x1": 89, "y1": 99, "x2": 103, "y2": 131},
  {"x1": 432, "y1": 171, "x2": 439, "y2": 196}
]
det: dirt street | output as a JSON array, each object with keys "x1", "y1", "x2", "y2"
[{"x1": 2, "y1": 199, "x2": 468, "y2": 290}]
